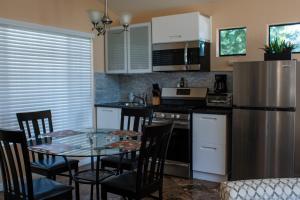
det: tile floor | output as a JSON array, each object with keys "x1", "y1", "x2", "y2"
[{"x1": 0, "y1": 171, "x2": 220, "y2": 200}]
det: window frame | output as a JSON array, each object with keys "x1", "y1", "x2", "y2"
[
  {"x1": 269, "y1": 22, "x2": 300, "y2": 54},
  {"x1": 218, "y1": 27, "x2": 247, "y2": 57}
]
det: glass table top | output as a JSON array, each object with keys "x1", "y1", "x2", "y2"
[{"x1": 28, "y1": 129, "x2": 142, "y2": 157}]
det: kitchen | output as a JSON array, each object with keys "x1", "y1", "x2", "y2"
[{"x1": 1, "y1": 0, "x2": 300, "y2": 199}]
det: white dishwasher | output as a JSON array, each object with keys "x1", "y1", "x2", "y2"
[{"x1": 192, "y1": 113, "x2": 228, "y2": 182}]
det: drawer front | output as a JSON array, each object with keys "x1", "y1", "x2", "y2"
[
  {"x1": 192, "y1": 144, "x2": 226, "y2": 175},
  {"x1": 193, "y1": 114, "x2": 227, "y2": 145}
]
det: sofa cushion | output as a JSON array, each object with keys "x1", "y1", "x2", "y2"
[{"x1": 220, "y1": 178, "x2": 300, "y2": 200}]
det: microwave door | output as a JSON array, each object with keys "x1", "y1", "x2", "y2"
[
  {"x1": 152, "y1": 48, "x2": 186, "y2": 71},
  {"x1": 152, "y1": 41, "x2": 210, "y2": 72}
]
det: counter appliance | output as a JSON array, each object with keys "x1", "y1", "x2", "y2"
[{"x1": 214, "y1": 74, "x2": 227, "y2": 93}]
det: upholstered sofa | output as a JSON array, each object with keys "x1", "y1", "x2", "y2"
[{"x1": 220, "y1": 178, "x2": 300, "y2": 200}]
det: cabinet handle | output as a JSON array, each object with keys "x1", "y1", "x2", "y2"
[
  {"x1": 101, "y1": 109, "x2": 113, "y2": 112},
  {"x1": 200, "y1": 117, "x2": 217, "y2": 120},
  {"x1": 201, "y1": 146, "x2": 217, "y2": 150},
  {"x1": 169, "y1": 35, "x2": 182, "y2": 38}
]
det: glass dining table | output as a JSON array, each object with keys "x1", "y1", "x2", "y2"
[
  {"x1": 28, "y1": 128, "x2": 142, "y2": 157},
  {"x1": 28, "y1": 128, "x2": 142, "y2": 200}
]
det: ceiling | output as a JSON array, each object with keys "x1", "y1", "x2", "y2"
[{"x1": 101, "y1": 0, "x2": 219, "y2": 15}]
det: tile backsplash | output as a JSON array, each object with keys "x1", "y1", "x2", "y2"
[{"x1": 95, "y1": 72, "x2": 232, "y2": 104}]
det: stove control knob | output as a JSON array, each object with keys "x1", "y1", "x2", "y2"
[
  {"x1": 170, "y1": 114, "x2": 175, "y2": 118},
  {"x1": 161, "y1": 113, "x2": 165, "y2": 118},
  {"x1": 175, "y1": 114, "x2": 180, "y2": 119}
]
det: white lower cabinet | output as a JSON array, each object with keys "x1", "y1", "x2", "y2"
[
  {"x1": 192, "y1": 113, "x2": 227, "y2": 182},
  {"x1": 96, "y1": 107, "x2": 121, "y2": 129}
]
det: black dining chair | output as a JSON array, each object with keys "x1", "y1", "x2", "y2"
[
  {"x1": 16, "y1": 110, "x2": 79, "y2": 184},
  {"x1": 101, "y1": 107, "x2": 153, "y2": 173},
  {"x1": 101, "y1": 122, "x2": 174, "y2": 200},
  {"x1": 0, "y1": 129, "x2": 73, "y2": 200}
]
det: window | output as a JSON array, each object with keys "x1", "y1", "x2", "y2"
[
  {"x1": 269, "y1": 23, "x2": 300, "y2": 53},
  {"x1": 219, "y1": 27, "x2": 247, "y2": 56},
  {"x1": 0, "y1": 20, "x2": 93, "y2": 130}
]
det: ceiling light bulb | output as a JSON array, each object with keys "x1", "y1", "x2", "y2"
[
  {"x1": 120, "y1": 13, "x2": 133, "y2": 26},
  {"x1": 87, "y1": 10, "x2": 103, "y2": 24}
]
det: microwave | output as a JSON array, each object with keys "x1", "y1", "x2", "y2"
[{"x1": 152, "y1": 41, "x2": 210, "y2": 72}]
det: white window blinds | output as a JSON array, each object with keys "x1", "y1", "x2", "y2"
[{"x1": 0, "y1": 20, "x2": 93, "y2": 131}]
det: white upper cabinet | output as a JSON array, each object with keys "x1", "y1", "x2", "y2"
[
  {"x1": 152, "y1": 12, "x2": 211, "y2": 44},
  {"x1": 105, "y1": 23, "x2": 152, "y2": 74}
]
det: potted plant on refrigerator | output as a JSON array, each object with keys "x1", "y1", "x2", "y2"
[{"x1": 261, "y1": 38, "x2": 295, "y2": 61}]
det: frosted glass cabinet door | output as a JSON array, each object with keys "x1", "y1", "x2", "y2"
[
  {"x1": 128, "y1": 23, "x2": 152, "y2": 73},
  {"x1": 105, "y1": 27, "x2": 127, "y2": 74}
]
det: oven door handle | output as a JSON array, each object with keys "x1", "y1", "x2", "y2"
[{"x1": 173, "y1": 121, "x2": 189, "y2": 129}]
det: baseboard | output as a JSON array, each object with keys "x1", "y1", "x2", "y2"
[{"x1": 193, "y1": 171, "x2": 228, "y2": 182}]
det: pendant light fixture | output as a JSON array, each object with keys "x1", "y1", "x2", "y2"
[
  {"x1": 87, "y1": 0, "x2": 113, "y2": 36},
  {"x1": 119, "y1": 12, "x2": 133, "y2": 31}
]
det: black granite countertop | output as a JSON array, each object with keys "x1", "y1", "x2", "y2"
[
  {"x1": 95, "y1": 103, "x2": 232, "y2": 115},
  {"x1": 95, "y1": 102, "x2": 131, "y2": 108}
]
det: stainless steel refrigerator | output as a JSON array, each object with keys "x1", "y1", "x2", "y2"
[{"x1": 232, "y1": 60, "x2": 300, "y2": 180}]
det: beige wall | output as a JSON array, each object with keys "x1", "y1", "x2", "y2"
[
  {"x1": 0, "y1": 0, "x2": 118, "y2": 73},
  {"x1": 1, "y1": 0, "x2": 300, "y2": 72},
  {"x1": 133, "y1": 0, "x2": 300, "y2": 71}
]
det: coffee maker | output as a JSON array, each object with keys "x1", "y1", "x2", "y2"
[{"x1": 214, "y1": 74, "x2": 227, "y2": 93}]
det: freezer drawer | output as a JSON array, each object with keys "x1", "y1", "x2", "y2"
[
  {"x1": 193, "y1": 114, "x2": 227, "y2": 145},
  {"x1": 193, "y1": 113, "x2": 227, "y2": 176},
  {"x1": 193, "y1": 144, "x2": 226, "y2": 175},
  {"x1": 233, "y1": 61, "x2": 296, "y2": 108},
  {"x1": 232, "y1": 109, "x2": 295, "y2": 180}
]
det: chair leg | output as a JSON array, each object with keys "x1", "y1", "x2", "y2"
[
  {"x1": 90, "y1": 184, "x2": 94, "y2": 200},
  {"x1": 159, "y1": 186, "x2": 163, "y2": 200},
  {"x1": 96, "y1": 183, "x2": 100, "y2": 200},
  {"x1": 67, "y1": 190, "x2": 73, "y2": 200},
  {"x1": 68, "y1": 175, "x2": 72, "y2": 185},
  {"x1": 47, "y1": 174, "x2": 56, "y2": 180},
  {"x1": 101, "y1": 161, "x2": 105, "y2": 170},
  {"x1": 101, "y1": 186, "x2": 108, "y2": 200},
  {"x1": 70, "y1": 166, "x2": 78, "y2": 186},
  {"x1": 46, "y1": 173, "x2": 52, "y2": 179},
  {"x1": 75, "y1": 181, "x2": 80, "y2": 200}
]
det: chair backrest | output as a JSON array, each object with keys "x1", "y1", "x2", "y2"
[
  {"x1": 0, "y1": 129, "x2": 34, "y2": 200},
  {"x1": 16, "y1": 110, "x2": 53, "y2": 139},
  {"x1": 120, "y1": 108, "x2": 153, "y2": 132},
  {"x1": 136, "y1": 122, "x2": 174, "y2": 193}
]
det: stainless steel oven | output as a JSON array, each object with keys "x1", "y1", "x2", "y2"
[
  {"x1": 150, "y1": 87, "x2": 208, "y2": 178},
  {"x1": 152, "y1": 41, "x2": 210, "y2": 72},
  {"x1": 152, "y1": 112, "x2": 191, "y2": 178}
]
